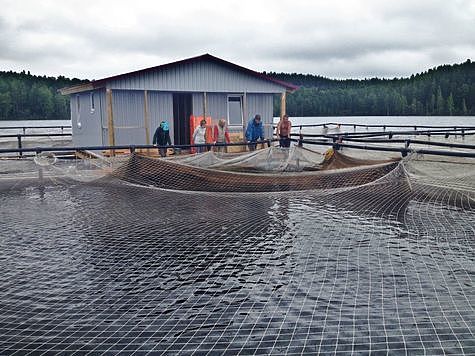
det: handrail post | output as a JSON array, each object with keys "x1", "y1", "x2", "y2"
[
  {"x1": 401, "y1": 140, "x2": 411, "y2": 157},
  {"x1": 17, "y1": 135, "x2": 22, "y2": 157}
]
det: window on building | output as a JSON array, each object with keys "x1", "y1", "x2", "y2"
[
  {"x1": 228, "y1": 96, "x2": 243, "y2": 126},
  {"x1": 90, "y1": 92, "x2": 95, "y2": 112}
]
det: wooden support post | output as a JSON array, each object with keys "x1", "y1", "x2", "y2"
[
  {"x1": 280, "y1": 91, "x2": 287, "y2": 119},
  {"x1": 144, "y1": 90, "x2": 150, "y2": 152},
  {"x1": 203, "y1": 92, "x2": 207, "y2": 120},
  {"x1": 203, "y1": 92, "x2": 208, "y2": 145},
  {"x1": 106, "y1": 88, "x2": 115, "y2": 156},
  {"x1": 242, "y1": 92, "x2": 247, "y2": 140}
]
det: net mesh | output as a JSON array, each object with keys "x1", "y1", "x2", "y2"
[
  {"x1": 0, "y1": 145, "x2": 474, "y2": 355},
  {"x1": 108, "y1": 148, "x2": 400, "y2": 193}
]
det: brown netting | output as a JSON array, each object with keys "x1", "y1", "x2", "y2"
[{"x1": 109, "y1": 149, "x2": 401, "y2": 192}]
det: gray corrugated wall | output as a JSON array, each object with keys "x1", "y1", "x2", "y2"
[
  {"x1": 148, "y1": 92, "x2": 174, "y2": 144},
  {"x1": 246, "y1": 94, "x2": 274, "y2": 139},
  {"x1": 206, "y1": 93, "x2": 228, "y2": 122},
  {"x1": 74, "y1": 89, "x2": 276, "y2": 146},
  {"x1": 192, "y1": 93, "x2": 227, "y2": 123},
  {"x1": 111, "y1": 90, "x2": 146, "y2": 145},
  {"x1": 72, "y1": 90, "x2": 104, "y2": 146},
  {"x1": 192, "y1": 92, "x2": 274, "y2": 138},
  {"x1": 108, "y1": 59, "x2": 286, "y2": 94},
  {"x1": 96, "y1": 89, "x2": 174, "y2": 146},
  {"x1": 192, "y1": 93, "x2": 204, "y2": 117},
  {"x1": 106, "y1": 90, "x2": 174, "y2": 145}
]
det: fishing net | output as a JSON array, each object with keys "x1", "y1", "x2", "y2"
[
  {"x1": 108, "y1": 148, "x2": 400, "y2": 193},
  {"x1": 0, "y1": 144, "x2": 474, "y2": 355},
  {"x1": 171, "y1": 146, "x2": 328, "y2": 172}
]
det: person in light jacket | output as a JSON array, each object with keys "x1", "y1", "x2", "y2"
[
  {"x1": 192, "y1": 119, "x2": 207, "y2": 153},
  {"x1": 213, "y1": 119, "x2": 230, "y2": 153},
  {"x1": 245, "y1": 114, "x2": 265, "y2": 151}
]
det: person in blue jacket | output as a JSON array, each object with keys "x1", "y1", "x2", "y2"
[
  {"x1": 245, "y1": 114, "x2": 265, "y2": 151},
  {"x1": 153, "y1": 121, "x2": 172, "y2": 157}
]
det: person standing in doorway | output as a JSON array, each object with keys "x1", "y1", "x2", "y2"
[
  {"x1": 153, "y1": 121, "x2": 172, "y2": 157},
  {"x1": 245, "y1": 114, "x2": 265, "y2": 151},
  {"x1": 213, "y1": 119, "x2": 230, "y2": 153},
  {"x1": 276, "y1": 114, "x2": 292, "y2": 148},
  {"x1": 192, "y1": 119, "x2": 207, "y2": 153}
]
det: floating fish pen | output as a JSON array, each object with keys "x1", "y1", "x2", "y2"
[{"x1": 0, "y1": 131, "x2": 474, "y2": 355}]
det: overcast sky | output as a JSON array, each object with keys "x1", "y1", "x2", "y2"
[{"x1": 1, "y1": 0, "x2": 474, "y2": 80}]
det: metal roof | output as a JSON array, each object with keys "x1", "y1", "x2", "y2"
[{"x1": 60, "y1": 54, "x2": 299, "y2": 95}]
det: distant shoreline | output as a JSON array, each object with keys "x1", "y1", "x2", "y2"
[
  {"x1": 1, "y1": 115, "x2": 475, "y2": 122},
  {"x1": 0, "y1": 118, "x2": 70, "y2": 121}
]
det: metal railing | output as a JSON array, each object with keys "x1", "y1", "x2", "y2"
[
  {"x1": 1, "y1": 123, "x2": 474, "y2": 159},
  {"x1": 0, "y1": 137, "x2": 474, "y2": 160},
  {"x1": 0, "y1": 140, "x2": 273, "y2": 157},
  {"x1": 292, "y1": 138, "x2": 475, "y2": 158},
  {"x1": 275, "y1": 122, "x2": 475, "y2": 130},
  {"x1": 0, "y1": 133, "x2": 72, "y2": 157},
  {"x1": 0, "y1": 125, "x2": 72, "y2": 134}
]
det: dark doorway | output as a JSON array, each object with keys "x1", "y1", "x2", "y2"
[{"x1": 173, "y1": 93, "x2": 192, "y2": 145}]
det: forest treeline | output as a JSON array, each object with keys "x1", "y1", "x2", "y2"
[
  {"x1": 0, "y1": 60, "x2": 474, "y2": 120},
  {"x1": 268, "y1": 59, "x2": 475, "y2": 117},
  {"x1": 0, "y1": 71, "x2": 86, "y2": 120}
]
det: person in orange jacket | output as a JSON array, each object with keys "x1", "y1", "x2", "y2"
[{"x1": 213, "y1": 119, "x2": 230, "y2": 153}]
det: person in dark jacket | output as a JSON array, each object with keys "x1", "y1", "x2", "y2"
[
  {"x1": 153, "y1": 121, "x2": 172, "y2": 157},
  {"x1": 245, "y1": 114, "x2": 265, "y2": 151}
]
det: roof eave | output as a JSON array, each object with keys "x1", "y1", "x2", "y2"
[{"x1": 59, "y1": 82, "x2": 97, "y2": 95}]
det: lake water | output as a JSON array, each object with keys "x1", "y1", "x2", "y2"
[
  {"x1": 0, "y1": 152, "x2": 474, "y2": 354},
  {"x1": 1, "y1": 116, "x2": 474, "y2": 134},
  {"x1": 0, "y1": 116, "x2": 474, "y2": 354},
  {"x1": 285, "y1": 115, "x2": 475, "y2": 127},
  {"x1": 1, "y1": 116, "x2": 474, "y2": 156}
]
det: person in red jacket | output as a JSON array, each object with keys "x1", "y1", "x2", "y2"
[{"x1": 213, "y1": 119, "x2": 230, "y2": 153}]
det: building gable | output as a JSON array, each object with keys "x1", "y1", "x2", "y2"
[{"x1": 60, "y1": 54, "x2": 297, "y2": 95}]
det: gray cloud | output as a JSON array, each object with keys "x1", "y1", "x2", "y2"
[{"x1": 0, "y1": 0, "x2": 473, "y2": 79}]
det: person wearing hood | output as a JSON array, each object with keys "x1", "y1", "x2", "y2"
[
  {"x1": 153, "y1": 121, "x2": 172, "y2": 157},
  {"x1": 245, "y1": 114, "x2": 265, "y2": 151}
]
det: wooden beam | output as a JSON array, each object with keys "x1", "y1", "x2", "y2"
[
  {"x1": 203, "y1": 92, "x2": 207, "y2": 120},
  {"x1": 242, "y1": 91, "x2": 247, "y2": 135},
  {"x1": 59, "y1": 82, "x2": 95, "y2": 95},
  {"x1": 280, "y1": 91, "x2": 287, "y2": 119},
  {"x1": 143, "y1": 90, "x2": 150, "y2": 145},
  {"x1": 106, "y1": 88, "x2": 115, "y2": 155}
]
